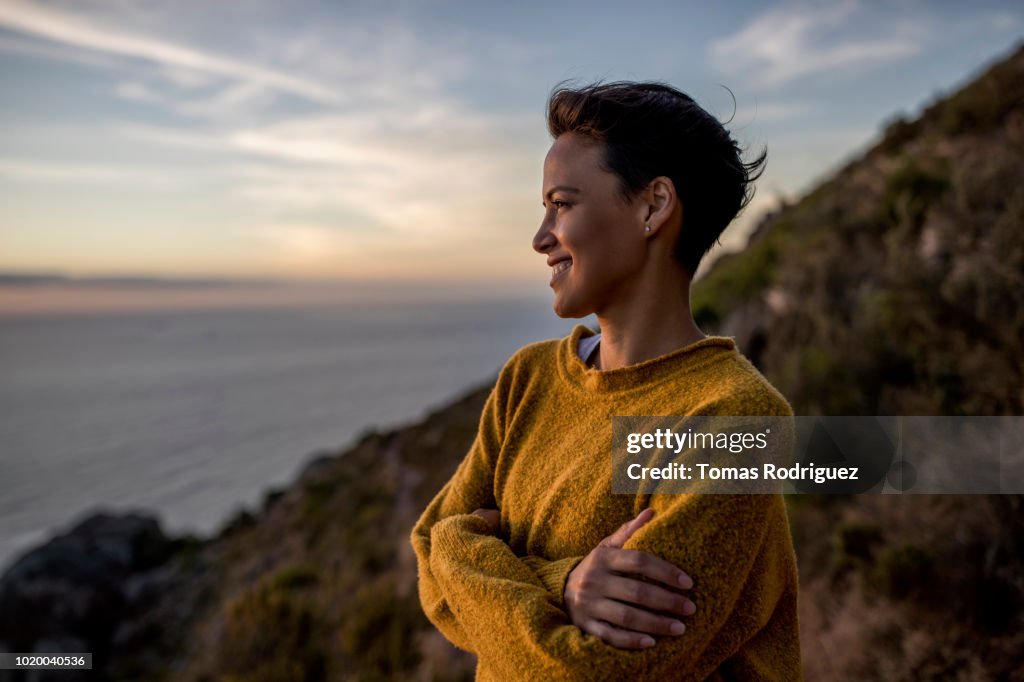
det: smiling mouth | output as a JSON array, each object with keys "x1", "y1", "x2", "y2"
[{"x1": 550, "y1": 259, "x2": 572, "y2": 283}]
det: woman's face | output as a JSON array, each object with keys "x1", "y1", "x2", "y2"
[{"x1": 533, "y1": 132, "x2": 647, "y2": 318}]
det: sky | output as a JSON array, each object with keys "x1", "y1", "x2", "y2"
[{"x1": 0, "y1": 0, "x2": 1021, "y2": 292}]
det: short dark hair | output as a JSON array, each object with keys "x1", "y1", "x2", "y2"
[{"x1": 546, "y1": 81, "x2": 766, "y2": 275}]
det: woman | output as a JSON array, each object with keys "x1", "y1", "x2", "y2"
[{"x1": 410, "y1": 81, "x2": 801, "y2": 681}]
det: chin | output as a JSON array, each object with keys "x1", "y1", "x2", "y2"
[{"x1": 551, "y1": 291, "x2": 593, "y2": 319}]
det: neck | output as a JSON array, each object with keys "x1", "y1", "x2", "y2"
[{"x1": 591, "y1": 271, "x2": 706, "y2": 372}]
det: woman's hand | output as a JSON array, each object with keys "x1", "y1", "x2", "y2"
[
  {"x1": 564, "y1": 509, "x2": 697, "y2": 650},
  {"x1": 470, "y1": 508, "x2": 501, "y2": 534}
]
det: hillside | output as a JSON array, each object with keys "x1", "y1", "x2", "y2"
[
  {"x1": 1, "y1": 42, "x2": 1022, "y2": 682},
  {"x1": 694, "y1": 43, "x2": 1024, "y2": 416},
  {"x1": 692, "y1": 42, "x2": 1024, "y2": 679}
]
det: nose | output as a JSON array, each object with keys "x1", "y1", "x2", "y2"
[{"x1": 533, "y1": 211, "x2": 556, "y2": 255}]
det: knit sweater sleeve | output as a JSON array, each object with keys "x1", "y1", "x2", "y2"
[
  {"x1": 418, "y1": 395, "x2": 802, "y2": 681},
  {"x1": 409, "y1": 353, "x2": 586, "y2": 654}
]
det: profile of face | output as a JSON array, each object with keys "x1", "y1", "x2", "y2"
[{"x1": 533, "y1": 133, "x2": 649, "y2": 319}]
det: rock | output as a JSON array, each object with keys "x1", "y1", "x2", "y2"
[
  {"x1": 297, "y1": 452, "x2": 338, "y2": 483},
  {"x1": 0, "y1": 510, "x2": 174, "y2": 658}
]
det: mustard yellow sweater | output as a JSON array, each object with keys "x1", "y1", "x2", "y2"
[{"x1": 411, "y1": 324, "x2": 802, "y2": 681}]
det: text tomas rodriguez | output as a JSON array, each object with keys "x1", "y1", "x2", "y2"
[{"x1": 626, "y1": 462, "x2": 860, "y2": 484}]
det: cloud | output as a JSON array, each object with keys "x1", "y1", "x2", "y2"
[
  {"x1": 710, "y1": 1, "x2": 927, "y2": 88},
  {"x1": 113, "y1": 80, "x2": 162, "y2": 104},
  {"x1": 0, "y1": 1, "x2": 547, "y2": 281},
  {"x1": 175, "y1": 81, "x2": 274, "y2": 120},
  {"x1": 0, "y1": 0, "x2": 342, "y2": 104},
  {"x1": 119, "y1": 104, "x2": 541, "y2": 237},
  {"x1": 0, "y1": 1, "x2": 476, "y2": 122},
  {"x1": 988, "y1": 11, "x2": 1022, "y2": 32},
  {"x1": 112, "y1": 78, "x2": 275, "y2": 122},
  {"x1": 0, "y1": 157, "x2": 180, "y2": 188},
  {"x1": 248, "y1": 223, "x2": 354, "y2": 261},
  {"x1": 0, "y1": 32, "x2": 125, "y2": 70}
]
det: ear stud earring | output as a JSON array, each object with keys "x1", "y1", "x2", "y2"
[{"x1": 645, "y1": 224, "x2": 651, "y2": 232}]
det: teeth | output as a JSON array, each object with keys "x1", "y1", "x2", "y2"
[{"x1": 552, "y1": 260, "x2": 572, "y2": 275}]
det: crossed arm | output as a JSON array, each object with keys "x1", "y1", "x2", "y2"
[
  {"x1": 486, "y1": 506, "x2": 697, "y2": 650},
  {"x1": 412, "y1": 485, "x2": 792, "y2": 680},
  {"x1": 409, "y1": 388, "x2": 798, "y2": 680}
]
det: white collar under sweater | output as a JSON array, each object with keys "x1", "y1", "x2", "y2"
[{"x1": 576, "y1": 330, "x2": 601, "y2": 364}]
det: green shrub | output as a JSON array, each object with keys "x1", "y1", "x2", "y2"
[
  {"x1": 262, "y1": 487, "x2": 286, "y2": 511},
  {"x1": 878, "y1": 115, "x2": 921, "y2": 154},
  {"x1": 872, "y1": 545, "x2": 933, "y2": 599},
  {"x1": 339, "y1": 579, "x2": 425, "y2": 677},
  {"x1": 220, "y1": 507, "x2": 257, "y2": 536},
  {"x1": 836, "y1": 522, "x2": 884, "y2": 563},
  {"x1": 882, "y1": 159, "x2": 950, "y2": 227},
  {"x1": 217, "y1": 582, "x2": 328, "y2": 682},
  {"x1": 272, "y1": 565, "x2": 320, "y2": 591},
  {"x1": 692, "y1": 230, "x2": 783, "y2": 329},
  {"x1": 938, "y1": 72, "x2": 1019, "y2": 135}
]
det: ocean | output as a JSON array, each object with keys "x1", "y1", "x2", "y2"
[{"x1": 0, "y1": 290, "x2": 585, "y2": 571}]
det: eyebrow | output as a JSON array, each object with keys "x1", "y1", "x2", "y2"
[{"x1": 543, "y1": 185, "x2": 581, "y2": 202}]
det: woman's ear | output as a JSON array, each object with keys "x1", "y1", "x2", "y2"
[{"x1": 643, "y1": 176, "x2": 679, "y2": 235}]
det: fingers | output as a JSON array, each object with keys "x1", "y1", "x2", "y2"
[
  {"x1": 601, "y1": 508, "x2": 655, "y2": 549},
  {"x1": 607, "y1": 548, "x2": 694, "y2": 590},
  {"x1": 604, "y1": 575, "x2": 697, "y2": 618},
  {"x1": 588, "y1": 598, "x2": 687, "y2": 639},
  {"x1": 581, "y1": 619, "x2": 657, "y2": 650},
  {"x1": 469, "y1": 508, "x2": 500, "y2": 533},
  {"x1": 620, "y1": 508, "x2": 654, "y2": 542}
]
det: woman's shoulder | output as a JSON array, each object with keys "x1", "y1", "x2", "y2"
[
  {"x1": 690, "y1": 345, "x2": 794, "y2": 417},
  {"x1": 509, "y1": 335, "x2": 562, "y2": 365},
  {"x1": 493, "y1": 333, "x2": 564, "y2": 385}
]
